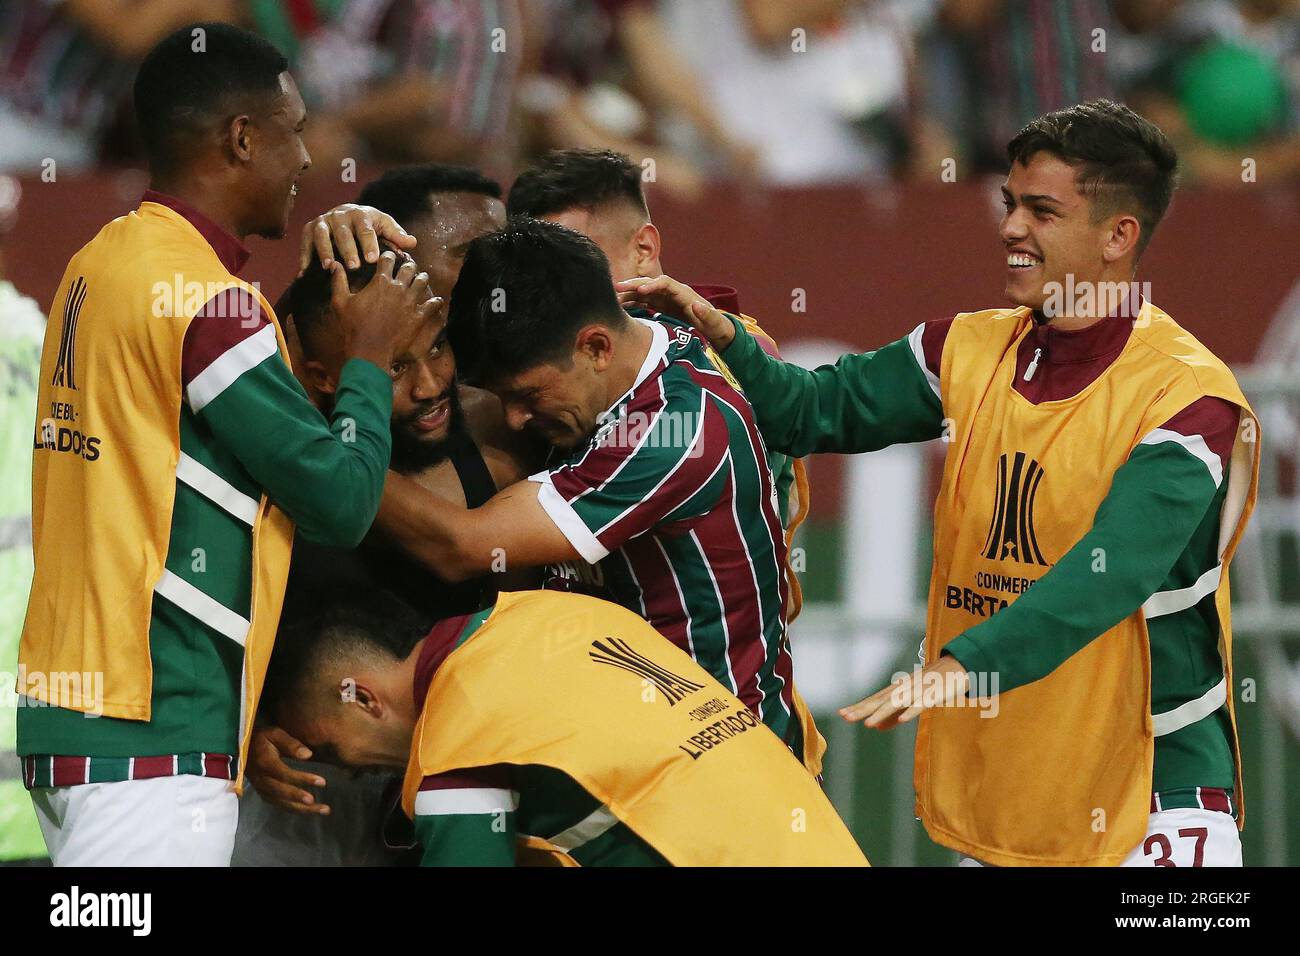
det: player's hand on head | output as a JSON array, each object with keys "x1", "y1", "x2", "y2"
[
  {"x1": 330, "y1": 251, "x2": 441, "y2": 368},
  {"x1": 299, "y1": 203, "x2": 418, "y2": 274},
  {"x1": 246, "y1": 725, "x2": 332, "y2": 815},
  {"x1": 615, "y1": 275, "x2": 736, "y2": 350}
]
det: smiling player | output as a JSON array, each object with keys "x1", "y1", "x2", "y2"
[
  {"x1": 624, "y1": 100, "x2": 1261, "y2": 867},
  {"x1": 17, "y1": 23, "x2": 429, "y2": 866}
]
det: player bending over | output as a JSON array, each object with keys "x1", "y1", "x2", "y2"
[{"x1": 260, "y1": 588, "x2": 867, "y2": 867}]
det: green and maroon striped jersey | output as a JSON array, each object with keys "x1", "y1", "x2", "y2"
[
  {"x1": 722, "y1": 310, "x2": 1241, "y2": 806},
  {"x1": 531, "y1": 316, "x2": 802, "y2": 760},
  {"x1": 17, "y1": 192, "x2": 393, "y2": 783}
]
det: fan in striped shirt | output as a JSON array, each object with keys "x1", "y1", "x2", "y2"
[{"x1": 375, "y1": 217, "x2": 821, "y2": 774}]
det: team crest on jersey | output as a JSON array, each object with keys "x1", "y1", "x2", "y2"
[
  {"x1": 52, "y1": 276, "x2": 88, "y2": 389},
  {"x1": 589, "y1": 637, "x2": 704, "y2": 705},
  {"x1": 981, "y1": 451, "x2": 1048, "y2": 566}
]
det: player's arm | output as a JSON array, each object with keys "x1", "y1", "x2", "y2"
[
  {"x1": 844, "y1": 397, "x2": 1239, "y2": 727},
  {"x1": 377, "y1": 387, "x2": 732, "y2": 579},
  {"x1": 189, "y1": 254, "x2": 436, "y2": 548},
  {"x1": 618, "y1": 276, "x2": 945, "y2": 456},
  {"x1": 412, "y1": 768, "x2": 519, "y2": 867},
  {"x1": 377, "y1": 473, "x2": 579, "y2": 581}
]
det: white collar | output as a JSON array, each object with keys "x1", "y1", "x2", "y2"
[{"x1": 630, "y1": 317, "x2": 670, "y2": 391}]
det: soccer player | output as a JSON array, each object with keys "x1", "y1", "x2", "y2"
[
  {"x1": 17, "y1": 23, "x2": 432, "y2": 866},
  {"x1": 261, "y1": 587, "x2": 867, "y2": 867},
  {"x1": 507, "y1": 147, "x2": 811, "y2": 616},
  {"x1": 236, "y1": 167, "x2": 538, "y2": 863},
  {"x1": 621, "y1": 100, "x2": 1260, "y2": 867},
  {"x1": 377, "y1": 218, "x2": 825, "y2": 775}
]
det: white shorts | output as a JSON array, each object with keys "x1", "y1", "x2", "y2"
[
  {"x1": 31, "y1": 775, "x2": 238, "y2": 867},
  {"x1": 958, "y1": 808, "x2": 1242, "y2": 867},
  {"x1": 1120, "y1": 807, "x2": 1242, "y2": 867}
]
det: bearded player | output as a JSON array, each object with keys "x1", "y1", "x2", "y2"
[
  {"x1": 236, "y1": 167, "x2": 539, "y2": 864},
  {"x1": 377, "y1": 219, "x2": 824, "y2": 776},
  {"x1": 622, "y1": 100, "x2": 1259, "y2": 867}
]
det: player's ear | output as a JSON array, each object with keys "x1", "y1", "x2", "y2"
[
  {"x1": 575, "y1": 324, "x2": 616, "y2": 371},
  {"x1": 228, "y1": 114, "x2": 254, "y2": 163},
  {"x1": 1102, "y1": 212, "x2": 1141, "y2": 266},
  {"x1": 349, "y1": 682, "x2": 385, "y2": 718},
  {"x1": 302, "y1": 359, "x2": 338, "y2": 399},
  {"x1": 632, "y1": 222, "x2": 661, "y2": 274}
]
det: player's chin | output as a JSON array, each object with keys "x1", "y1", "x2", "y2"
[{"x1": 1003, "y1": 279, "x2": 1046, "y2": 312}]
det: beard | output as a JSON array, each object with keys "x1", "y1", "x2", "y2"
[{"x1": 390, "y1": 386, "x2": 467, "y2": 474}]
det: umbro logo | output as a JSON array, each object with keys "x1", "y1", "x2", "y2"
[
  {"x1": 589, "y1": 637, "x2": 704, "y2": 705},
  {"x1": 981, "y1": 451, "x2": 1048, "y2": 566}
]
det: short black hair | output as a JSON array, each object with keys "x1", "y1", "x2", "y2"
[
  {"x1": 260, "y1": 588, "x2": 434, "y2": 725},
  {"x1": 356, "y1": 164, "x2": 502, "y2": 227},
  {"x1": 134, "y1": 22, "x2": 290, "y2": 175},
  {"x1": 507, "y1": 148, "x2": 649, "y2": 220},
  {"x1": 280, "y1": 244, "x2": 419, "y2": 358},
  {"x1": 447, "y1": 217, "x2": 627, "y2": 386},
  {"x1": 280, "y1": 257, "x2": 379, "y2": 359},
  {"x1": 1006, "y1": 99, "x2": 1179, "y2": 255}
]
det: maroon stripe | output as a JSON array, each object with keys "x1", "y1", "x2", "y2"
[
  {"x1": 412, "y1": 615, "x2": 471, "y2": 707},
  {"x1": 623, "y1": 538, "x2": 693, "y2": 653},
  {"x1": 920, "y1": 317, "x2": 955, "y2": 379},
  {"x1": 682, "y1": 364, "x2": 790, "y2": 615},
  {"x1": 690, "y1": 284, "x2": 740, "y2": 315},
  {"x1": 203, "y1": 753, "x2": 233, "y2": 779},
  {"x1": 548, "y1": 376, "x2": 671, "y2": 499},
  {"x1": 1200, "y1": 787, "x2": 1232, "y2": 814},
  {"x1": 180, "y1": 289, "x2": 271, "y2": 387},
  {"x1": 51, "y1": 755, "x2": 87, "y2": 787},
  {"x1": 691, "y1": 479, "x2": 767, "y2": 713},
  {"x1": 420, "y1": 765, "x2": 512, "y2": 791},
  {"x1": 131, "y1": 755, "x2": 175, "y2": 780},
  {"x1": 597, "y1": 396, "x2": 730, "y2": 549},
  {"x1": 1157, "y1": 396, "x2": 1240, "y2": 467}
]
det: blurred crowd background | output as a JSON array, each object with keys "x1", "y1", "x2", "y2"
[
  {"x1": 3, "y1": 0, "x2": 1300, "y2": 866},
  {"x1": 2, "y1": 0, "x2": 1298, "y2": 191}
]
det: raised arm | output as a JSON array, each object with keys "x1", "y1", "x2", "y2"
[
  {"x1": 189, "y1": 252, "x2": 437, "y2": 547},
  {"x1": 617, "y1": 275, "x2": 946, "y2": 456}
]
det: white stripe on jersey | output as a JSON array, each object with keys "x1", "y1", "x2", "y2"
[
  {"x1": 907, "y1": 323, "x2": 942, "y2": 403},
  {"x1": 414, "y1": 787, "x2": 519, "y2": 816},
  {"x1": 1137, "y1": 427, "x2": 1223, "y2": 487},
  {"x1": 186, "y1": 324, "x2": 279, "y2": 413}
]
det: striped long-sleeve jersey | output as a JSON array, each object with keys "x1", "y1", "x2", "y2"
[
  {"x1": 530, "y1": 315, "x2": 803, "y2": 761},
  {"x1": 18, "y1": 192, "x2": 393, "y2": 787},
  {"x1": 720, "y1": 308, "x2": 1240, "y2": 812}
]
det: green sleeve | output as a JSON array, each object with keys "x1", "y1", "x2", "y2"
[
  {"x1": 719, "y1": 316, "x2": 944, "y2": 457},
  {"x1": 197, "y1": 355, "x2": 392, "y2": 547},
  {"x1": 943, "y1": 442, "x2": 1221, "y2": 693},
  {"x1": 414, "y1": 810, "x2": 517, "y2": 867}
]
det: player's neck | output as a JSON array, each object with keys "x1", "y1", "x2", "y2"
[
  {"x1": 604, "y1": 319, "x2": 655, "y2": 408},
  {"x1": 1040, "y1": 265, "x2": 1141, "y2": 332},
  {"x1": 148, "y1": 172, "x2": 246, "y2": 242}
]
